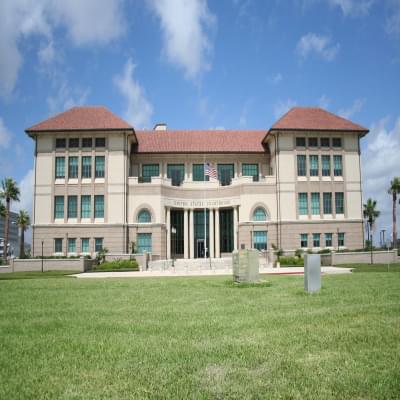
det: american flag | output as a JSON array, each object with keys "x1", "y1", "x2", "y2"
[{"x1": 204, "y1": 162, "x2": 217, "y2": 179}]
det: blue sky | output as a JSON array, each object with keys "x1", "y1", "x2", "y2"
[{"x1": 0, "y1": 0, "x2": 399, "y2": 243}]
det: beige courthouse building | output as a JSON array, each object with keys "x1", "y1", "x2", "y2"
[{"x1": 26, "y1": 106, "x2": 368, "y2": 259}]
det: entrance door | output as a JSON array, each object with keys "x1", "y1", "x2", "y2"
[{"x1": 196, "y1": 239, "x2": 206, "y2": 258}]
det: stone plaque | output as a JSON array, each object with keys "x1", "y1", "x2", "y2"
[
  {"x1": 304, "y1": 254, "x2": 321, "y2": 293},
  {"x1": 232, "y1": 249, "x2": 259, "y2": 283}
]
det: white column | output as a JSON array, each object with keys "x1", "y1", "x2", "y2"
[
  {"x1": 184, "y1": 209, "x2": 189, "y2": 259},
  {"x1": 215, "y1": 208, "x2": 220, "y2": 258},
  {"x1": 166, "y1": 207, "x2": 171, "y2": 259},
  {"x1": 189, "y1": 209, "x2": 194, "y2": 258},
  {"x1": 233, "y1": 206, "x2": 238, "y2": 250},
  {"x1": 209, "y1": 208, "x2": 214, "y2": 258}
]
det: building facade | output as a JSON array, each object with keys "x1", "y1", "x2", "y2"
[{"x1": 26, "y1": 106, "x2": 368, "y2": 258}]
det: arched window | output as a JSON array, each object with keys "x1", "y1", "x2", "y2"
[
  {"x1": 137, "y1": 209, "x2": 151, "y2": 223},
  {"x1": 253, "y1": 207, "x2": 267, "y2": 221}
]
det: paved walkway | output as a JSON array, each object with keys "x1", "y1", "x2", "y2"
[{"x1": 72, "y1": 266, "x2": 352, "y2": 279}]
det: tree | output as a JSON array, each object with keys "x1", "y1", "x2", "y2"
[
  {"x1": 0, "y1": 178, "x2": 20, "y2": 263},
  {"x1": 388, "y1": 177, "x2": 400, "y2": 248},
  {"x1": 363, "y1": 198, "x2": 380, "y2": 248},
  {"x1": 0, "y1": 201, "x2": 5, "y2": 218},
  {"x1": 16, "y1": 210, "x2": 30, "y2": 258}
]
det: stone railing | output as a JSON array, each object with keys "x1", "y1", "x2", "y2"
[{"x1": 320, "y1": 250, "x2": 397, "y2": 266}]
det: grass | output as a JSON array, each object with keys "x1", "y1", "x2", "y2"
[
  {"x1": 336, "y1": 262, "x2": 400, "y2": 273},
  {"x1": 0, "y1": 270, "x2": 74, "y2": 280},
  {"x1": 0, "y1": 272, "x2": 399, "y2": 399}
]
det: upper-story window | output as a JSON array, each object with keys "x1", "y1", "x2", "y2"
[
  {"x1": 335, "y1": 192, "x2": 344, "y2": 214},
  {"x1": 81, "y1": 195, "x2": 91, "y2": 218},
  {"x1": 69, "y1": 138, "x2": 79, "y2": 148},
  {"x1": 82, "y1": 138, "x2": 92, "y2": 148},
  {"x1": 94, "y1": 195, "x2": 104, "y2": 218},
  {"x1": 193, "y1": 164, "x2": 209, "y2": 181},
  {"x1": 297, "y1": 155, "x2": 306, "y2": 176},
  {"x1": 95, "y1": 137, "x2": 106, "y2": 147},
  {"x1": 55, "y1": 157, "x2": 65, "y2": 179},
  {"x1": 296, "y1": 137, "x2": 306, "y2": 147},
  {"x1": 137, "y1": 209, "x2": 151, "y2": 223},
  {"x1": 56, "y1": 138, "x2": 66, "y2": 148},
  {"x1": 95, "y1": 156, "x2": 105, "y2": 178},
  {"x1": 323, "y1": 192, "x2": 332, "y2": 214},
  {"x1": 309, "y1": 155, "x2": 319, "y2": 176},
  {"x1": 167, "y1": 164, "x2": 185, "y2": 186},
  {"x1": 311, "y1": 193, "x2": 320, "y2": 215},
  {"x1": 321, "y1": 155, "x2": 331, "y2": 176},
  {"x1": 333, "y1": 155, "x2": 343, "y2": 176},
  {"x1": 253, "y1": 207, "x2": 267, "y2": 221},
  {"x1": 332, "y1": 138, "x2": 342, "y2": 148},
  {"x1": 308, "y1": 137, "x2": 318, "y2": 147},
  {"x1": 54, "y1": 196, "x2": 64, "y2": 219},
  {"x1": 320, "y1": 138, "x2": 330, "y2": 148},
  {"x1": 68, "y1": 156, "x2": 78, "y2": 179},
  {"x1": 67, "y1": 196, "x2": 78, "y2": 219},
  {"x1": 242, "y1": 163, "x2": 259, "y2": 178},
  {"x1": 298, "y1": 193, "x2": 308, "y2": 215},
  {"x1": 142, "y1": 164, "x2": 159, "y2": 182},
  {"x1": 82, "y1": 156, "x2": 92, "y2": 178},
  {"x1": 218, "y1": 164, "x2": 234, "y2": 186}
]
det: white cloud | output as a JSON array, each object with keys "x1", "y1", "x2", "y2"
[
  {"x1": 338, "y1": 98, "x2": 365, "y2": 119},
  {"x1": 385, "y1": 0, "x2": 400, "y2": 35},
  {"x1": 273, "y1": 98, "x2": 297, "y2": 119},
  {"x1": 47, "y1": 81, "x2": 90, "y2": 114},
  {"x1": 147, "y1": 0, "x2": 216, "y2": 80},
  {"x1": 318, "y1": 94, "x2": 330, "y2": 109},
  {"x1": 361, "y1": 117, "x2": 400, "y2": 242},
  {"x1": 328, "y1": 0, "x2": 374, "y2": 16},
  {"x1": 0, "y1": 117, "x2": 12, "y2": 148},
  {"x1": 296, "y1": 33, "x2": 340, "y2": 61},
  {"x1": 114, "y1": 59, "x2": 153, "y2": 128},
  {"x1": 13, "y1": 169, "x2": 34, "y2": 215}
]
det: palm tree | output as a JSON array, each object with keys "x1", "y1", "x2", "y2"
[
  {"x1": 0, "y1": 178, "x2": 20, "y2": 263},
  {"x1": 388, "y1": 177, "x2": 400, "y2": 249},
  {"x1": 16, "y1": 210, "x2": 30, "y2": 258},
  {"x1": 0, "y1": 201, "x2": 5, "y2": 218},
  {"x1": 363, "y1": 198, "x2": 380, "y2": 248}
]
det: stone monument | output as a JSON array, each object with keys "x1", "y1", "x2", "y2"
[
  {"x1": 304, "y1": 253, "x2": 321, "y2": 293},
  {"x1": 232, "y1": 249, "x2": 259, "y2": 283}
]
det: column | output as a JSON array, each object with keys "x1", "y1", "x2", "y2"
[
  {"x1": 184, "y1": 209, "x2": 189, "y2": 259},
  {"x1": 215, "y1": 208, "x2": 220, "y2": 258},
  {"x1": 189, "y1": 209, "x2": 194, "y2": 258},
  {"x1": 209, "y1": 209, "x2": 214, "y2": 258},
  {"x1": 166, "y1": 207, "x2": 171, "y2": 259},
  {"x1": 233, "y1": 206, "x2": 238, "y2": 250}
]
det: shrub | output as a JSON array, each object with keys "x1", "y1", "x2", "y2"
[
  {"x1": 294, "y1": 249, "x2": 304, "y2": 258},
  {"x1": 92, "y1": 259, "x2": 139, "y2": 271},
  {"x1": 279, "y1": 256, "x2": 304, "y2": 266},
  {"x1": 318, "y1": 249, "x2": 331, "y2": 254}
]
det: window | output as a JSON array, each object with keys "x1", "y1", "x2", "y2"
[
  {"x1": 167, "y1": 164, "x2": 185, "y2": 186},
  {"x1": 137, "y1": 233, "x2": 152, "y2": 253},
  {"x1": 55, "y1": 157, "x2": 65, "y2": 179},
  {"x1": 81, "y1": 195, "x2": 91, "y2": 218},
  {"x1": 309, "y1": 155, "x2": 319, "y2": 176},
  {"x1": 217, "y1": 164, "x2": 234, "y2": 186},
  {"x1": 82, "y1": 156, "x2": 92, "y2": 178},
  {"x1": 335, "y1": 192, "x2": 344, "y2": 214},
  {"x1": 68, "y1": 238, "x2": 76, "y2": 253},
  {"x1": 242, "y1": 163, "x2": 259, "y2": 177},
  {"x1": 137, "y1": 209, "x2": 151, "y2": 223},
  {"x1": 338, "y1": 232, "x2": 345, "y2": 247},
  {"x1": 332, "y1": 138, "x2": 342, "y2": 148},
  {"x1": 325, "y1": 233, "x2": 333, "y2": 247},
  {"x1": 323, "y1": 192, "x2": 332, "y2": 214},
  {"x1": 54, "y1": 196, "x2": 64, "y2": 219},
  {"x1": 81, "y1": 238, "x2": 90, "y2": 253},
  {"x1": 321, "y1": 155, "x2": 331, "y2": 176},
  {"x1": 142, "y1": 164, "x2": 159, "y2": 182},
  {"x1": 300, "y1": 234, "x2": 308, "y2": 248},
  {"x1": 54, "y1": 238, "x2": 63, "y2": 253},
  {"x1": 68, "y1": 156, "x2": 78, "y2": 178},
  {"x1": 297, "y1": 155, "x2": 306, "y2": 176},
  {"x1": 308, "y1": 137, "x2": 318, "y2": 147},
  {"x1": 253, "y1": 207, "x2": 267, "y2": 221},
  {"x1": 56, "y1": 138, "x2": 66, "y2": 148},
  {"x1": 298, "y1": 193, "x2": 308, "y2": 215},
  {"x1": 95, "y1": 156, "x2": 105, "y2": 178},
  {"x1": 192, "y1": 164, "x2": 209, "y2": 181},
  {"x1": 94, "y1": 195, "x2": 104, "y2": 218},
  {"x1": 333, "y1": 155, "x2": 343, "y2": 176},
  {"x1": 95, "y1": 137, "x2": 105, "y2": 147},
  {"x1": 67, "y1": 196, "x2": 78, "y2": 218},
  {"x1": 296, "y1": 137, "x2": 306, "y2": 147},
  {"x1": 311, "y1": 193, "x2": 320, "y2": 215},
  {"x1": 95, "y1": 238, "x2": 103, "y2": 252},
  {"x1": 320, "y1": 138, "x2": 330, "y2": 147},
  {"x1": 82, "y1": 138, "x2": 92, "y2": 148},
  {"x1": 253, "y1": 231, "x2": 267, "y2": 251},
  {"x1": 69, "y1": 138, "x2": 79, "y2": 148},
  {"x1": 313, "y1": 233, "x2": 320, "y2": 247}
]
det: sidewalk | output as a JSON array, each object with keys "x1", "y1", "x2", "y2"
[{"x1": 72, "y1": 266, "x2": 352, "y2": 279}]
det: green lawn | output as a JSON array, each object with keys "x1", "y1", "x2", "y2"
[
  {"x1": 0, "y1": 272, "x2": 399, "y2": 399},
  {"x1": 337, "y1": 263, "x2": 400, "y2": 273}
]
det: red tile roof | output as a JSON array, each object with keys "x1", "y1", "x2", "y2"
[
  {"x1": 26, "y1": 106, "x2": 133, "y2": 133},
  {"x1": 270, "y1": 107, "x2": 368, "y2": 133},
  {"x1": 134, "y1": 130, "x2": 268, "y2": 153}
]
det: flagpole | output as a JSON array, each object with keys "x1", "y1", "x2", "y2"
[{"x1": 204, "y1": 156, "x2": 207, "y2": 259}]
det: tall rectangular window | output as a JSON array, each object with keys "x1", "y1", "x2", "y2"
[
  {"x1": 137, "y1": 233, "x2": 152, "y2": 253},
  {"x1": 81, "y1": 238, "x2": 90, "y2": 253},
  {"x1": 323, "y1": 192, "x2": 332, "y2": 214},
  {"x1": 142, "y1": 164, "x2": 160, "y2": 182},
  {"x1": 309, "y1": 155, "x2": 319, "y2": 176},
  {"x1": 298, "y1": 193, "x2": 308, "y2": 215},
  {"x1": 300, "y1": 234, "x2": 308, "y2": 248},
  {"x1": 321, "y1": 155, "x2": 331, "y2": 176},
  {"x1": 242, "y1": 163, "x2": 259, "y2": 177},
  {"x1": 335, "y1": 192, "x2": 344, "y2": 214},
  {"x1": 253, "y1": 231, "x2": 267, "y2": 251},
  {"x1": 167, "y1": 164, "x2": 185, "y2": 186},
  {"x1": 54, "y1": 238, "x2": 63, "y2": 253},
  {"x1": 334, "y1": 155, "x2": 343, "y2": 176},
  {"x1": 55, "y1": 157, "x2": 65, "y2": 178},
  {"x1": 54, "y1": 196, "x2": 64, "y2": 219},
  {"x1": 68, "y1": 156, "x2": 78, "y2": 178},
  {"x1": 311, "y1": 193, "x2": 320, "y2": 215},
  {"x1": 81, "y1": 195, "x2": 91, "y2": 218},
  {"x1": 95, "y1": 238, "x2": 103, "y2": 252},
  {"x1": 297, "y1": 155, "x2": 306, "y2": 176},
  {"x1": 192, "y1": 164, "x2": 209, "y2": 181},
  {"x1": 94, "y1": 195, "x2": 104, "y2": 218},
  {"x1": 67, "y1": 196, "x2": 78, "y2": 218},
  {"x1": 338, "y1": 232, "x2": 345, "y2": 247},
  {"x1": 68, "y1": 238, "x2": 76, "y2": 253},
  {"x1": 217, "y1": 164, "x2": 234, "y2": 186},
  {"x1": 313, "y1": 233, "x2": 320, "y2": 247},
  {"x1": 82, "y1": 156, "x2": 92, "y2": 178},
  {"x1": 95, "y1": 156, "x2": 105, "y2": 178},
  {"x1": 325, "y1": 233, "x2": 333, "y2": 247}
]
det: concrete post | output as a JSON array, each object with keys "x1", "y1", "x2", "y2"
[
  {"x1": 189, "y1": 209, "x2": 194, "y2": 259},
  {"x1": 233, "y1": 206, "x2": 238, "y2": 251},
  {"x1": 215, "y1": 208, "x2": 220, "y2": 258},
  {"x1": 166, "y1": 207, "x2": 171, "y2": 259},
  {"x1": 304, "y1": 253, "x2": 321, "y2": 293},
  {"x1": 184, "y1": 209, "x2": 189, "y2": 259}
]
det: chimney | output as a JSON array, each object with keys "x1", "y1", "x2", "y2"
[{"x1": 154, "y1": 123, "x2": 167, "y2": 131}]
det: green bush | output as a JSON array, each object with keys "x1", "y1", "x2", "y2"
[
  {"x1": 318, "y1": 249, "x2": 331, "y2": 254},
  {"x1": 92, "y1": 259, "x2": 139, "y2": 271},
  {"x1": 279, "y1": 256, "x2": 304, "y2": 266}
]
